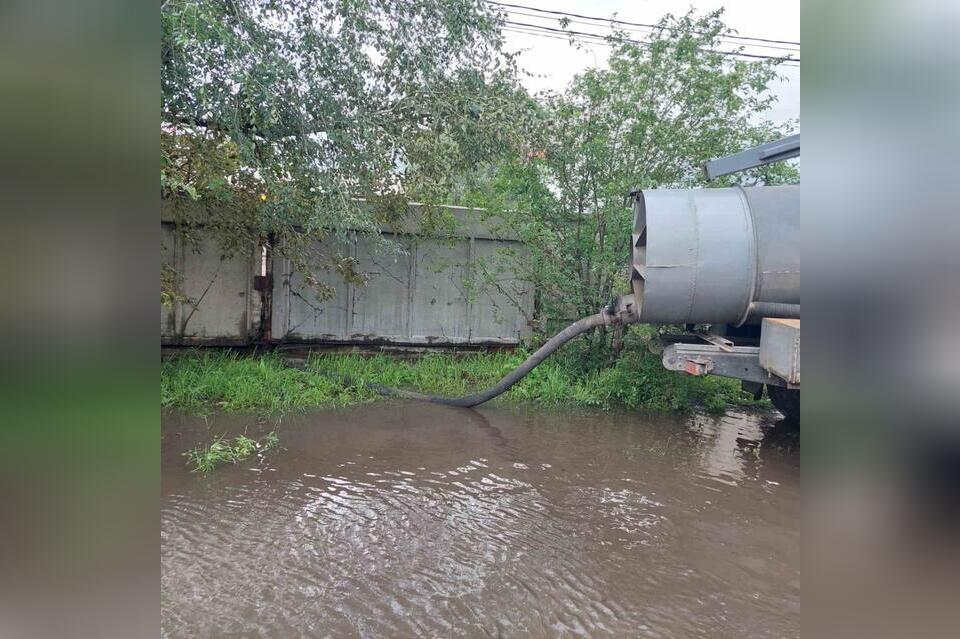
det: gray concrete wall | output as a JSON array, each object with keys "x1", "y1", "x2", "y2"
[
  {"x1": 161, "y1": 204, "x2": 534, "y2": 346},
  {"x1": 161, "y1": 222, "x2": 259, "y2": 345}
]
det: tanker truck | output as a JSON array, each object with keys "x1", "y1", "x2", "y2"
[
  {"x1": 629, "y1": 135, "x2": 800, "y2": 423},
  {"x1": 373, "y1": 136, "x2": 800, "y2": 423}
]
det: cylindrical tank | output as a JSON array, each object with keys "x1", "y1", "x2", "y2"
[{"x1": 631, "y1": 185, "x2": 799, "y2": 325}]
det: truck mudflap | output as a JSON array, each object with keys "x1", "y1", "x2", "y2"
[{"x1": 759, "y1": 318, "x2": 800, "y2": 385}]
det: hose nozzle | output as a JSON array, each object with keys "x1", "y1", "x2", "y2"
[{"x1": 602, "y1": 294, "x2": 639, "y2": 327}]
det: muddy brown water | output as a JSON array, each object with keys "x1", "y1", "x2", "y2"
[{"x1": 162, "y1": 403, "x2": 799, "y2": 638}]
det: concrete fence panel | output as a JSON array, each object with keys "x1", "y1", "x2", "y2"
[
  {"x1": 470, "y1": 238, "x2": 534, "y2": 342},
  {"x1": 272, "y1": 234, "x2": 354, "y2": 342},
  {"x1": 409, "y1": 237, "x2": 471, "y2": 342},
  {"x1": 161, "y1": 222, "x2": 258, "y2": 346},
  {"x1": 162, "y1": 204, "x2": 534, "y2": 347}
]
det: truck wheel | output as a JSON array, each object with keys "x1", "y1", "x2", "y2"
[{"x1": 767, "y1": 386, "x2": 800, "y2": 425}]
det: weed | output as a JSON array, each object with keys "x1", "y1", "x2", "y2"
[{"x1": 184, "y1": 430, "x2": 280, "y2": 473}]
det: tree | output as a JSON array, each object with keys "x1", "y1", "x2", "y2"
[
  {"x1": 463, "y1": 10, "x2": 799, "y2": 333},
  {"x1": 161, "y1": 0, "x2": 530, "y2": 300}
]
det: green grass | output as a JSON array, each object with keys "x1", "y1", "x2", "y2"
[
  {"x1": 184, "y1": 431, "x2": 280, "y2": 473},
  {"x1": 162, "y1": 335, "x2": 768, "y2": 415}
]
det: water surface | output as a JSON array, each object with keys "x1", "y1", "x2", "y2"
[{"x1": 162, "y1": 403, "x2": 799, "y2": 638}]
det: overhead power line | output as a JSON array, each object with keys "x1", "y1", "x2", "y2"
[
  {"x1": 499, "y1": 6, "x2": 800, "y2": 53},
  {"x1": 501, "y1": 26, "x2": 800, "y2": 69},
  {"x1": 503, "y1": 25, "x2": 599, "y2": 45},
  {"x1": 487, "y1": 1, "x2": 801, "y2": 47},
  {"x1": 502, "y1": 20, "x2": 800, "y2": 63},
  {"x1": 500, "y1": 30, "x2": 800, "y2": 71}
]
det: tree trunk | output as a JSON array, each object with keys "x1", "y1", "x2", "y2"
[{"x1": 609, "y1": 323, "x2": 624, "y2": 363}]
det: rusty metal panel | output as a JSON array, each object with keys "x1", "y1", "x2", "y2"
[
  {"x1": 469, "y1": 239, "x2": 534, "y2": 342},
  {"x1": 351, "y1": 233, "x2": 413, "y2": 341},
  {"x1": 409, "y1": 237, "x2": 471, "y2": 343},
  {"x1": 276, "y1": 235, "x2": 354, "y2": 342},
  {"x1": 759, "y1": 318, "x2": 800, "y2": 385}
]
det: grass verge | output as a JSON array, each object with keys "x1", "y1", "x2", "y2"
[
  {"x1": 184, "y1": 431, "x2": 279, "y2": 473},
  {"x1": 162, "y1": 335, "x2": 768, "y2": 415}
]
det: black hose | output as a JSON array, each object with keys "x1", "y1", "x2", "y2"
[{"x1": 365, "y1": 312, "x2": 613, "y2": 407}]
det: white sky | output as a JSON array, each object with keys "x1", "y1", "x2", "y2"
[{"x1": 498, "y1": 0, "x2": 800, "y2": 126}]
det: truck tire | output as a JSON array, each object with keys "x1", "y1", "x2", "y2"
[{"x1": 768, "y1": 386, "x2": 800, "y2": 425}]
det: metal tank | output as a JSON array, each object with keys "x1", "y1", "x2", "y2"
[{"x1": 630, "y1": 185, "x2": 799, "y2": 325}]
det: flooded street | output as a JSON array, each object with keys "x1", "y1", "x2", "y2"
[{"x1": 162, "y1": 403, "x2": 799, "y2": 638}]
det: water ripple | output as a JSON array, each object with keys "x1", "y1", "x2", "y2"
[{"x1": 163, "y1": 404, "x2": 799, "y2": 638}]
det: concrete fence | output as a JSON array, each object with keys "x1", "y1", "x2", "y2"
[{"x1": 161, "y1": 204, "x2": 534, "y2": 347}]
